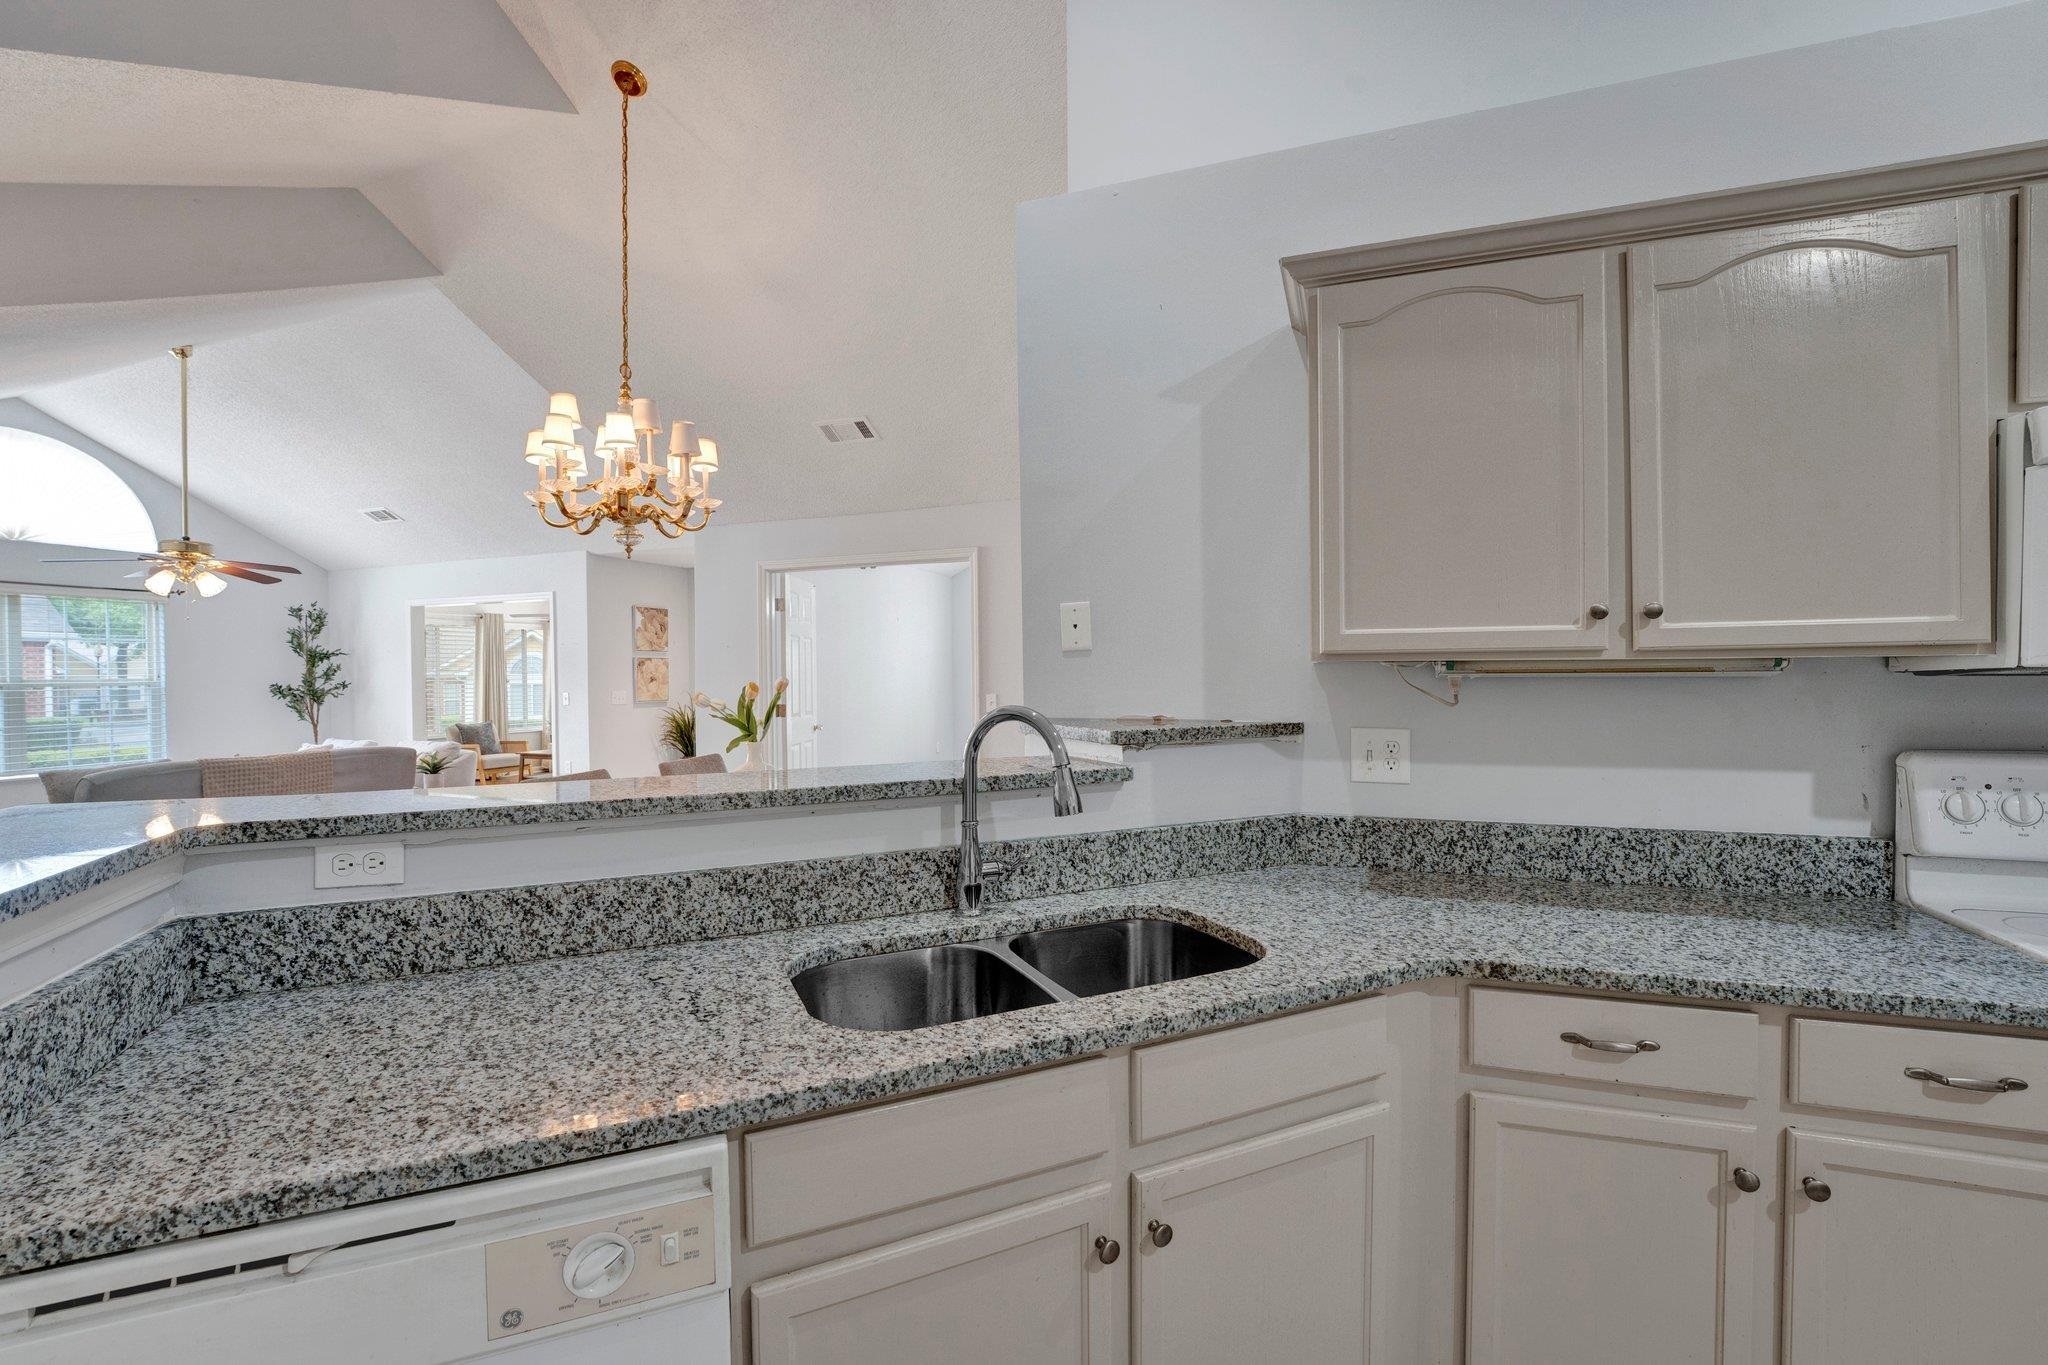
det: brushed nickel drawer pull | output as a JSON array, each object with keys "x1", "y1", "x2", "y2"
[
  {"x1": 1801, "y1": 1176, "x2": 1831, "y2": 1202},
  {"x1": 1731, "y1": 1167, "x2": 1761, "y2": 1193},
  {"x1": 1560, "y1": 1031, "x2": 1661, "y2": 1055},
  {"x1": 1904, "y1": 1066, "x2": 2029, "y2": 1094},
  {"x1": 1588, "y1": 604, "x2": 1610, "y2": 621},
  {"x1": 1094, "y1": 1235, "x2": 1121, "y2": 1265},
  {"x1": 1147, "y1": 1219, "x2": 1174, "y2": 1248}
]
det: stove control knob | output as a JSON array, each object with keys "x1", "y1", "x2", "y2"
[
  {"x1": 1942, "y1": 788, "x2": 1987, "y2": 825},
  {"x1": 2001, "y1": 791, "x2": 2046, "y2": 828}
]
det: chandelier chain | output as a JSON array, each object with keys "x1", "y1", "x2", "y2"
[{"x1": 619, "y1": 84, "x2": 632, "y2": 405}]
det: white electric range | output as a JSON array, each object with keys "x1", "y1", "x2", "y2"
[{"x1": 1897, "y1": 750, "x2": 2048, "y2": 962}]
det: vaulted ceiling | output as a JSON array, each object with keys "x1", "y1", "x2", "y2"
[{"x1": 0, "y1": 0, "x2": 1064, "y2": 568}]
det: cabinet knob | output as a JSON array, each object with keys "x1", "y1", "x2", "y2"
[
  {"x1": 1731, "y1": 1167, "x2": 1761, "y2": 1193},
  {"x1": 1093, "y1": 1235, "x2": 1121, "y2": 1265},
  {"x1": 1801, "y1": 1176, "x2": 1832, "y2": 1203},
  {"x1": 1147, "y1": 1219, "x2": 1174, "y2": 1248},
  {"x1": 1587, "y1": 604, "x2": 1610, "y2": 621},
  {"x1": 1641, "y1": 602, "x2": 1665, "y2": 620}
]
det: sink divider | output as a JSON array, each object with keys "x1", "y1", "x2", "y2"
[{"x1": 959, "y1": 937, "x2": 1081, "y2": 1004}]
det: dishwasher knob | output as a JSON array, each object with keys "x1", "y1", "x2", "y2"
[
  {"x1": 563, "y1": 1232, "x2": 635, "y2": 1301},
  {"x1": 2001, "y1": 791, "x2": 2046, "y2": 828},
  {"x1": 1942, "y1": 788, "x2": 1987, "y2": 825}
]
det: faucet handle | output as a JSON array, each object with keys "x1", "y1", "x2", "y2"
[{"x1": 979, "y1": 861, "x2": 1010, "y2": 887}]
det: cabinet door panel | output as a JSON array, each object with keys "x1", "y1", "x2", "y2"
[
  {"x1": 1628, "y1": 197, "x2": 1995, "y2": 652},
  {"x1": 750, "y1": 1184, "x2": 1119, "y2": 1365},
  {"x1": 1314, "y1": 249, "x2": 1623, "y2": 657},
  {"x1": 1785, "y1": 1129, "x2": 2048, "y2": 1364},
  {"x1": 1467, "y1": 1093, "x2": 1764, "y2": 1365},
  {"x1": 1131, "y1": 1103, "x2": 1389, "y2": 1363}
]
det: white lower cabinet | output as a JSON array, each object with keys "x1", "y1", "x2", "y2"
[
  {"x1": 748, "y1": 1183, "x2": 1120, "y2": 1364},
  {"x1": 1784, "y1": 1129, "x2": 2048, "y2": 1363},
  {"x1": 1129, "y1": 1103, "x2": 1390, "y2": 1364},
  {"x1": 1467, "y1": 1093, "x2": 1765, "y2": 1365}
]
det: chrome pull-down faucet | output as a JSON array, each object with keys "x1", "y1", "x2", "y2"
[{"x1": 957, "y1": 704, "x2": 1082, "y2": 915}]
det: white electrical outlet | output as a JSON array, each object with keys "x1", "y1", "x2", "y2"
[
  {"x1": 1350, "y1": 728, "x2": 1411, "y2": 784},
  {"x1": 315, "y1": 842, "x2": 406, "y2": 889},
  {"x1": 1060, "y1": 601, "x2": 1092, "y2": 652}
]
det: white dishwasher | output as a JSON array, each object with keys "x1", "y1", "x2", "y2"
[{"x1": 0, "y1": 1138, "x2": 731, "y2": 1363}]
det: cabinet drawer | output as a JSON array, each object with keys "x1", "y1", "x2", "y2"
[
  {"x1": 743, "y1": 1058, "x2": 1118, "y2": 1246},
  {"x1": 1791, "y1": 1018, "x2": 2048, "y2": 1134},
  {"x1": 1131, "y1": 996, "x2": 1386, "y2": 1144},
  {"x1": 1467, "y1": 987, "x2": 1758, "y2": 1098}
]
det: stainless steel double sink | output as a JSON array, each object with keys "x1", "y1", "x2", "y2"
[{"x1": 792, "y1": 917, "x2": 1261, "y2": 1031}]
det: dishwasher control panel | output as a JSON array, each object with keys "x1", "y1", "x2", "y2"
[
  {"x1": 1897, "y1": 751, "x2": 2048, "y2": 859},
  {"x1": 484, "y1": 1193, "x2": 715, "y2": 1339}
]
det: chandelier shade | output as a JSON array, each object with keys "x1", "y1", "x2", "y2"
[{"x1": 524, "y1": 59, "x2": 726, "y2": 557}]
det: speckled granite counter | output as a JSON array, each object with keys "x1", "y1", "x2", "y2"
[
  {"x1": 5, "y1": 859, "x2": 2047, "y2": 1278},
  {"x1": 1052, "y1": 717, "x2": 1304, "y2": 748},
  {"x1": 0, "y1": 757, "x2": 1131, "y2": 927}
]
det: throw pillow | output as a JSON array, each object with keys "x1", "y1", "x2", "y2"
[{"x1": 448, "y1": 721, "x2": 503, "y2": 755}]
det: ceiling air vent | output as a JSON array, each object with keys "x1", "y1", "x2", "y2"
[
  {"x1": 360, "y1": 508, "x2": 404, "y2": 523},
  {"x1": 817, "y1": 418, "x2": 879, "y2": 444}
]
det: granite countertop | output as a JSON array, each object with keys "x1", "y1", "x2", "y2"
[
  {"x1": 0, "y1": 758, "x2": 1131, "y2": 927},
  {"x1": 7, "y1": 862, "x2": 2048, "y2": 1278},
  {"x1": 1052, "y1": 717, "x2": 1305, "y2": 748}
]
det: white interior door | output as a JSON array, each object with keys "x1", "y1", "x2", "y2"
[{"x1": 782, "y1": 575, "x2": 819, "y2": 768}]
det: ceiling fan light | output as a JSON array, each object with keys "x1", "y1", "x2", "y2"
[
  {"x1": 547, "y1": 392, "x2": 582, "y2": 425},
  {"x1": 144, "y1": 568, "x2": 177, "y2": 596},
  {"x1": 194, "y1": 571, "x2": 227, "y2": 598}
]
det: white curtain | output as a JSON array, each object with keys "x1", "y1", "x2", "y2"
[{"x1": 475, "y1": 611, "x2": 509, "y2": 737}]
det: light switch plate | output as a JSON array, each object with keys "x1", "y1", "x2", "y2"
[
  {"x1": 1060, "y1": 601, "x2": 1092, "y2": 652},
  {"x1": 1350, "y1": 728, "x2": 1411, "y2": 784},
  {"x1": 315, "y1": 842, "x2": 406, "y2": 888}
]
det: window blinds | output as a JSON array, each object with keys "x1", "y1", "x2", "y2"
[{"x1": 0, "y1": 588, "x2": 167, "y2": 776}]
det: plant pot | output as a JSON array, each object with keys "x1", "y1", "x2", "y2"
[
  {"x1": 419, "y1": 770, "x2": 458, "y2": 789},
  {"x1": 729, "y1": 742, "x2": 764, "y2": 773}
]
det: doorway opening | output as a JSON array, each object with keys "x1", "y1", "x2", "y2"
[
  {"x1": 410, "y1": 594, "x2": 556, "y2": 761},
  {"x1": 761, "y1": 550, "x2": 979, "y2": 771}
]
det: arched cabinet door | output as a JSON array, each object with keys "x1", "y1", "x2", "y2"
[
  {"x1": 1627, "y1": 196, "x2": 1998, "y2": 654},
  {"x1": 1312, "y1": 248, "x2": 1624, "y2": 659}
]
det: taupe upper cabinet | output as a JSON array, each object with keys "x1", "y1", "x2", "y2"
[
  {"x1": 1312, "y1": 250, "x2": 1624, "y2": 659},
  {"x1": 1295, "y1": 190, "x2": 2004, "y2": 662},
  {"x1": 1628, "y1": 198, "x2": 1994, "y2": 654}
]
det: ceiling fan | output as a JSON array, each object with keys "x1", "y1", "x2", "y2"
[{"x1": 43, "y1": 345, "x2": 302, "y2": 597}]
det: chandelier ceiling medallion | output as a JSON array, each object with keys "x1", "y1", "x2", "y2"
[
  {"x1": 43, "y1": 345, "x2": 303, "y2": 597},
  {"x1": 524, "y1": 59, "x2": 724, "y2": 558}
]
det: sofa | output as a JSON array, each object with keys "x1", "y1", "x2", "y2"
[{"x1": 41, "y1": 745, "x2": 420, "y2": 803}]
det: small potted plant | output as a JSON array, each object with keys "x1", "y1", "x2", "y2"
[
  {"x1": 659, "y1": 703, "x2": 698, "y2": 759},
  {"x1": 416, "y1": 749, "x2": 455, "y2": 790},
  {"x1": 694, "y1": 679, "x2": 786, "y2": 772}
]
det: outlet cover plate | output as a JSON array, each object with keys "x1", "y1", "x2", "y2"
[
  {"x1": 315, "y1": 842, "x2": 406, "y2": 889},
  {"x1": 1350, "y1": 728, "x2": 1411, "y2": 784}
]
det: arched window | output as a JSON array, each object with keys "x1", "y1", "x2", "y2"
[{"x1": 0, "y1": 427, "x2": 156, "y2": 553}]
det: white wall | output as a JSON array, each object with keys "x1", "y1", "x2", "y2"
[
  {"x1": 324, "y1": 550, "x2": 593, "y2": 772},
  {"x1": 795, "y1": 564, "x2": 972, "y2": 766},
  {"x1": 693, "y1": 501, "x2": 1024, "y2": 741},
  {"x1": 585, "y1": 555, "x2": 694, "y2": 779},
  {"x1": 1020, "y1": 3, "x2": 2048, "y2": 839},
  {"x1": 0, "y1": 400, "x2": 330, "y2": 806},
  {"x1": 1065, "y1": 0, "x2": 2015, "y2": 189},
  {"x1": 326, "y1": 550, "x2": 694, "y2": 781}
]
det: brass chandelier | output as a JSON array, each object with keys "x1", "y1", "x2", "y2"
[{"x1": 524, "y1": 59, "x2": 724, "y2": 558}]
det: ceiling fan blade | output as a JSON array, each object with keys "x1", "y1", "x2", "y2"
[
  {"x1": 39, "y1": 556, "x2": 154, "y2": 564},
  {"x1": 213, "y1": 564, "x2": 282, "y2": 584},
  {"x1": 221, "y1": 561, "x2": 302, "y2": 574}
]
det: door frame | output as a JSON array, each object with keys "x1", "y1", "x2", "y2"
[{"x1": 756, "y1": 548, "x2": 982, "y2": 771}]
